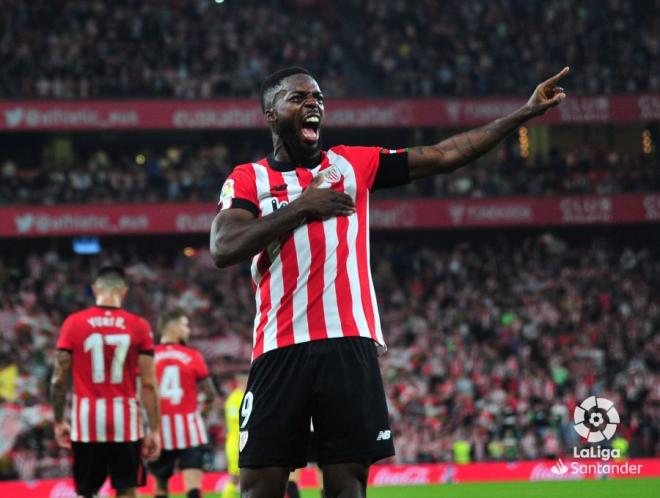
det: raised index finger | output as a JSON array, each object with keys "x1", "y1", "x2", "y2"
[{"x1": 543, "y1": 66, "x2": 570, "y2": 86}]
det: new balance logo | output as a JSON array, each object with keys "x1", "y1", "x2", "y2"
[
  {"x1": 271, "y1": 198, "x2": 289, "y2": 212},
  {"x1": 376, "y1": 430, "x2": 391, "y2": 441}
]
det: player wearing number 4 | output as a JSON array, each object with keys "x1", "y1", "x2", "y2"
[
  {"x1": 151, "y1": 310, "x2": 218, "y2": 498},
  {"x1": 51, "y1": 266, "x2": 161, "y2": 498}
]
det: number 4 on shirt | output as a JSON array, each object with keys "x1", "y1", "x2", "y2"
[{"x1": 160, "y1": 365, "x2": 184, "y2": 405}]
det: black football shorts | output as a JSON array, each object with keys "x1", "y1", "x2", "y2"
[
  {"x1": 149, "y1": 446, "x2": 206, "y2": 480},
  {"x1": 72, "y1": 441, "x2": 146, "y2": 495},
  {"x1": 238, "y1": 337, "x2": 395, "y2": 469}
]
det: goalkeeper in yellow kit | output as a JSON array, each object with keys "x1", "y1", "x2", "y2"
[{"x1": 221, "y1": 373, "x2": 248, "y2": 498}]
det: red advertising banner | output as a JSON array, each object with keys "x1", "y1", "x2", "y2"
[
  {"x1": 0, "y1": 95, "x2": 657, "y2": 131},
  {"x1": 363, "y1": 458, "x2": 660, "y2": 486},
  {"x1": 370, "y1": 193, "x2": 660, "y2": 229},
  {"x1": 0, "y1": 193, "x2": 658, "y2": 238},
  {"x1": 0, "y1": 202, "x2": 216, "y2": 237},
  {"x1": 1, "y1": 459, "x2": 658, "y2": 496}
]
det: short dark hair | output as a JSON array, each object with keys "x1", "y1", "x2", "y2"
[
  {"x1": 260, "y1": 66, "x2": 314, "y2": 112},
  {"x1": 159, "y1": 309, "x2": 187, "y2": 333},
  {"x1": 94, "y1": 265, "x2": 126, "y2": 282}
]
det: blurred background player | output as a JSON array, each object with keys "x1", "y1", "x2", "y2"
[
  {"x1": 151, "y1": 310, "x2": 217, "y2": 498},
  {"x1": 50, "y1": 266, "x2": 161, "y2": 498},
  {"x1": 221, "y1": 372, "x2": 248, "y2": 498}
]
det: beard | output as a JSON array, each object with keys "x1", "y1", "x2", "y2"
[{"x1": 275, "y1": 117, "x2": 321, "y2": 160}]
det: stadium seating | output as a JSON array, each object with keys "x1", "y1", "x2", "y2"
[
  {"x1": 0, "y1": 0, "x2": 656, "y2": 98},
  {"x1": 0, "y1": 235, "x2": 657, "y2": 478},
  {"x1": 1, "y1": 144, "x2": 657, "y2": 205}
]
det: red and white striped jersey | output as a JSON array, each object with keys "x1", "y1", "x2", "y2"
[
  {"x1": 218, "y1": 145, "x2": 408, "y2": 360},
  {"x1": 155, "y1": 343, "x2": 209, "y2": 450},
  {"x1": 55, "y1": 306, "x2": 155, "y2": 442}
]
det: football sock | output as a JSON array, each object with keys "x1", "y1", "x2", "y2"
[
  {"x1": 155, "y1": 494, "x2": 168, "y2": 498},
  {"x1": 186, "y1": 489, "x2": 201, "y2": 498}
]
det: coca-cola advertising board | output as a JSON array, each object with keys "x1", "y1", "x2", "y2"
[{"x1": 1, "y1": 459, "x2": 658, "y2": 496}]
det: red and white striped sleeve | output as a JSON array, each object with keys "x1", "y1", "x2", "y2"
[{"x1": 218, "y1": 164, "x2": 259, "y2": 216}]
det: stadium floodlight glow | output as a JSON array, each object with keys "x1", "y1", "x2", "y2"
[
  {"x1": 518, "y1": 126, "x2": 529, "y2": 158},
  {"x1": 642, "y1": 129, "x2": 652, "y2": 154}
]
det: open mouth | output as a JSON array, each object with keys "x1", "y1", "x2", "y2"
[{"x1": 300, "y1": 115, "x2": 321, "y2": 143}]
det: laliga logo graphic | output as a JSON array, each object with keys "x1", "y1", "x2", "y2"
[
  {"x1": 548, "y1": 396, "x2": 642, "y2": 477},
  {"x1": 573, "y1": 396, "x2": 620, "y2": 442}
]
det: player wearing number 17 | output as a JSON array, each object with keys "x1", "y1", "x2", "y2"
[{"x1": 50, "y1": 266, "x2": 161, "y2": 498}]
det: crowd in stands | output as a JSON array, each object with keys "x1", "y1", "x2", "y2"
[
  {"x1": 1, "y1": 0, "x2": 656, "y2": 99},
  {"x1": 0, "y1": 234, "x2": 657, "y2": 479},
  {"x1": 1, "y1": 141, "x2": 657, "y2": 205},
  {"x1": 350, "y1": 0, "x2": 658, "y2": 97},
  {"x1": 0, "y1": 142, "x2": 240, "y2": 206}
]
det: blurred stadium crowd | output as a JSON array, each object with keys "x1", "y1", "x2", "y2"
[
  {"x1": 0, "y1": 236, "x2": 657, "y2": 479},
  {"x1": 0, "y1": 0, "x2": 657, "y2": 486},
  {"x1": 0, "y1": 0, "x2": 657, "y2": 99},
  {"x1": 1, "y1": 143, "x2": 657, "y2": 204}
]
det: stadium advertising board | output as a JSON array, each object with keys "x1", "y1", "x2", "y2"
[
  {"x1": 1, "y1": 459, "x2": 658, "y2": 496},
  {"x1": 0, "y1": 95, "x2": 657, "y2": 131},
  {"x1": 0, "y1": 194, "x2": 657, "y2": 237}
]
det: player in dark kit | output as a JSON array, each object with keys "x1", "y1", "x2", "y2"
[
  {"x1": 210, "y1": 66, "x2": 569, "y2": 497},
  {"x1": 50, "y1": 266, "x2": 161, "y2": 498}
]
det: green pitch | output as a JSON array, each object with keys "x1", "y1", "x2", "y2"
[{"x1": 166, "y1": 478, "x2": 660, "y2": 498}]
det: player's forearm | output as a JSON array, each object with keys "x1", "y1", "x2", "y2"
[
  {"x1": 409, "y1": 105, "x2": 534, "y2": 179},
  {"x1": 199, "y1": 378, "x2": 218, "y2": 416},
  {"x1": 50, "y1": 381, "x2": 68, "y2": 423},
  {"x1": 50, "y1": 351, "x2": 72, "y2": 423},
  {"x1": 140, "y1": 384, "x2": 160, "y2": 432},
  {"x1": 199, "y1": 377, "x2": 218, "y2": 401},
  {"x1": 211, "y1": 202, "x2": 308, "y2": 268}
]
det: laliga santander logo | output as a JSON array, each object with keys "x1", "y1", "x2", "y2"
[
  {"x1": 547, "y1": 395, "x2": 644, "y2": 477},
  {"x1": 573, "y1": 395, "x2": 620, "y2": 443}
]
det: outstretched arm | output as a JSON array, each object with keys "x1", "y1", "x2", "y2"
[{"x1": 407, "y1": 67, "x2": 569, "y2": 180}]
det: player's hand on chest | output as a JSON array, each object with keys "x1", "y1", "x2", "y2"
[{"x1": 259, "y1": 163, "x2": 356, "y2": 217}]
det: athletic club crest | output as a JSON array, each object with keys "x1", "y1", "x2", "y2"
[
  {"x1": 320, "y1": 165, "x2": 343, "y2": 185},
  {"x1": 239, "y1": 430, "x2": 248, "y2": 452}
]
